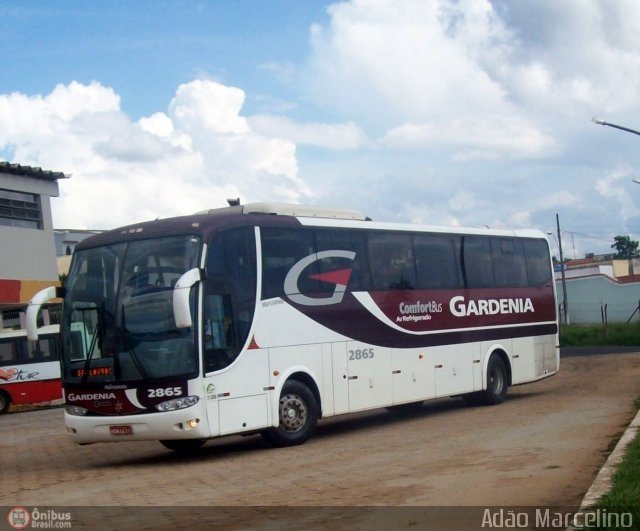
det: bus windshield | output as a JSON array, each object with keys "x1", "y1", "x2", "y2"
[{"x1": 61, "y1": 235, "x2": 201, "y2": 383}]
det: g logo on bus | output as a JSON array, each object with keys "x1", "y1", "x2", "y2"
[{"x1": 284, "y1": 250, "x2": 356, "y2": 306}]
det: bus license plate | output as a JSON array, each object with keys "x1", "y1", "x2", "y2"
[{"x1": 110, "y1": 425, "x2": 133, "y2": 436}]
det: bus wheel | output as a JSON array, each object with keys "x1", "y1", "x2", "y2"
[
  {"x1": 159, "y1": 439, "x2": 206, "y2": 453},
  {"x1": 0, "y1": 391, "x2": 10, "y2": 415},
  {"x1": 463, "y1": 356, "x2": 509, "y2": 407},
  {"x1": 482, "y1": 355, "x2": 509, "y2": 405},
  {"x1": 262, "y1": 380, "x2": 318, "y2": 447}
]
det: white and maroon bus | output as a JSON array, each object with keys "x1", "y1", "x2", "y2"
[
  {"x1": 0, "y1": 325, "x2": 61, "y2": 414},
  {"x1": 27, "y1": 203, "x2": 558, "y2": 451}
]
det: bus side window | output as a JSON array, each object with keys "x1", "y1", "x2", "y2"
[
  {"x1": 368, "y1": 232, "x2": 417, "y2": 290},
  {"x1": 314, "y1": 229, "x2": 369, "y2": 291},
  {"x1": 492, "y1": 239, "x2": 527, "y2": 288},
  {"x1": 524, "y1": 239, "x2": 552, "y2": 287},
  {"x1": 35, "y1": 336, "x2": 58, "y2": 362},
  {"x1": 463, "y1": 236, "x2": 494, "y2": 288},
  {"x1": 414, "y1": 234, "x2": 462, "y2": 289},
  {"x1": 0, "y1": 340, "x2": 18, "y2": 365},
  {"x1": 261, "y1": 228, "x2": 317, "y2": 299}
]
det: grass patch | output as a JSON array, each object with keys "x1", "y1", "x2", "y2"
[
  {"x1": 583, "y1": 433, "x2": 640, "y2": 529},
  {"x1": 560, "y1": 323, "x2": 640, "y2": 347},
  {"x1": 581, "y1": 397, "x2": 640, "y2": 530}
]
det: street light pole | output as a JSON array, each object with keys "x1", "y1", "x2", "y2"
[
  {"x1": 556, "y1": 213, "x2": 569, "y2": 324},
  {"x1": 593, "y1": 117, "x2": 640, "y2": 275},
  {"x1": 592, "y1": 117, "x2": 640, "y2": 137}
]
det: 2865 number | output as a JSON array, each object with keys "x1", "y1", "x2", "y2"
[
  {"x1": 349, "y1": 348, "x2": 375, "y2": 360},
  {"x1": 147, "y1": 387, "x2": 183, "y2": 398}
]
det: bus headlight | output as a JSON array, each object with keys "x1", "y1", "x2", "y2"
[
  {"x1": 66, "y1": 405, "x2": 88, "y2": 416},
  {"x1": 156, "y1": 395, "x2": 199, "y2": 412}
]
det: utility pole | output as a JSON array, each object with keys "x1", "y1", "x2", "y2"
[{"x1": 556, "y1": 213, "x2": 569, "y2": 324}]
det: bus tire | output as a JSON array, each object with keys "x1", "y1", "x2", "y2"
[
  {"x1": 463, "y1": 355, "x2": 509, "y2": 407},
  {"x1": 262, "y1": 380, "x2": 318, "y2": 447},
  {"x1": 0, "y1": 391, "x2": 10, "y2": 414},
  {"x1": 482, "y1": 355, "x2": 509, "y2": 405},
  {"x1": 159, "y1": 439, "x2": 206, "y2": 453}
]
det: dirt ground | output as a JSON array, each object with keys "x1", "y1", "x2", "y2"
[{"x1": 1, "y1": 353, "x2": 640, "y2": 530}]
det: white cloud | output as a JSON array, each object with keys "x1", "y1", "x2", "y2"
[
  {"x1": 596, "y1": 166, "x2": 639, "y2": 221},
  {"x1": 303, "y1": 0, "x2": 561, "y2": 160},
  {"x1": 4, "y1": 0, "x2": 640, "y2": 259},
  {"x1": 169, "y1": 79, "x2": 249, "y2": 135},
  {"x1": 542, "y1": 191, "x2": 580, "y2": 209},
  {"x1": 292, "y1": 0, "x2": 640, "y2": 254},
  {"x1": 490, "y1": 0, "x2": 640, "y2": 114},
  {"x1": 380, "y1": 116, "x2": 557, "y2": 159},
  {"x1": 139, "y1": 112, "x2": 174, "y2": 137},
  {"x1": 248, "y1": 115, "x2": 369, "y2": 150},
  {"x1": 0, "y1": 80, "x2": 312, "y2": 229},
  {"x1": 304, "y1": 0, "x2": 640, "y2": 158},
  {"x1": 0, "y1": 81, "x2": 120, "y2": 144},
  {"x1": 404, "y1": 202, "x2": 462, "y2": 228},
  {"x1": 309, "y1": 3, "x2": 502, "y2": 114}
]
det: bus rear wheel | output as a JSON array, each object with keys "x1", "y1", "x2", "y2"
[
  {"x1": 262, "y1": 380, "x2": 318, "y2": 447},
  {"x1": 160, "y1": 439, "x2": 206, "y2": 453},
  {"x1": 0, "y1": 391, "x2": 10, "y2": 415},
  {"x1": 484, "y1": 355, "x2": 508, "y2": 405},
  {"x1": 463, "y1": 355, "x2": 509, "y2": 406}
]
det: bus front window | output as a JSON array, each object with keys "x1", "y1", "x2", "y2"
[{"x1": 61, "y1": 236, "x2": 201, "y2": 383}]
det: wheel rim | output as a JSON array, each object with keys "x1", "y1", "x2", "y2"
[
  {"x1": 489, "y1": 365, "x2": 505, "y2": 395},
  {"x1": 279, "y1": 393, "x2": 307, "y2": 433}
]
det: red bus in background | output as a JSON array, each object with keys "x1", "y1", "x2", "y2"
[{"x1": 0, "y1": 325, "x2": 61, "y2": 414}]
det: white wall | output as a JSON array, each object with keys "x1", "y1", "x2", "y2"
[{"x1": 0, "y1": 174, "x2": 59, "y2": 281}]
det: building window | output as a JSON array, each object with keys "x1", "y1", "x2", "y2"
[{"x1": 0, "y1": 188, "x2": 43, "y2": 229}]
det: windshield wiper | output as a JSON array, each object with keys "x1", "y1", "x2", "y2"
[
  {"x1": 81, "y1": 305, "x2": 103, "y2": 384},
  {"x1": 120, "y1": 305, "x2": 148, "y2": 380}
]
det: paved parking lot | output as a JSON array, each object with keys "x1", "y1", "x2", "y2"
[{"x1": 2, "y1": 353, "x2": 640, "y2": 530}]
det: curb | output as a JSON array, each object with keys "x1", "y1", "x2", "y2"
[{"x1": 579, "y1": 406, "x2": 640, "y2": 508}]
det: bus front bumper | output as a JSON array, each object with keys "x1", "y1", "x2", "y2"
[{"x1": 64, "y1": 404, "x2": 209, "y2": 444}]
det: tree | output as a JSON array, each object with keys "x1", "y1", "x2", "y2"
[{"x1": 611, "y1": 235, "x2": 640, "y2": 259}]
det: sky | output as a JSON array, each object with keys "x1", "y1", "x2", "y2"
[{"x1": 2, "y1": 0, "x2": 640, "y2": 259}]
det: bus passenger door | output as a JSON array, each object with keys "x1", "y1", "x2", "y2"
[{"x1": 346, "y1": 342, "x2": 392, "y2": 412}]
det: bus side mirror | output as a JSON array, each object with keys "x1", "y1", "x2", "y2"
[
  {"x1": 26, "y1": 286, "x2": 58, "y2": 341},
  {"x1": 173, "y1": 268, "x2": 204, "y2": 329}
]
